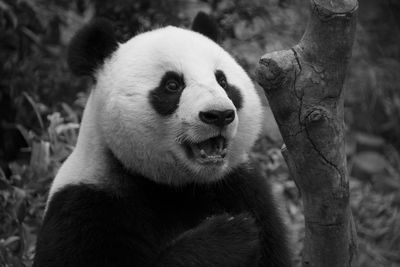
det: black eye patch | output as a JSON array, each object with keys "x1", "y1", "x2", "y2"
[
  {"x1": 149, "y1": 71, "x2": 185, "y2": 116},
  {"x1": 215, "y1": 70, "x2": 243, "y2": 110}
]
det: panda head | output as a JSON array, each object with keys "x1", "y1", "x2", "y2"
[{"x1": 68, "y1": 13, "x2": 263, "y2": 185}]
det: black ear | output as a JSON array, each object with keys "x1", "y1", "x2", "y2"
[
  {"x1": 191, "y1": 12, "x2": 219, "y2": 43},
  {"x1": 67, "y1": 18, "x2": 118, "y2": 77}
]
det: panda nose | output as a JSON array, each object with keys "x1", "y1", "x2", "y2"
[{"x1": 199, "y1": 109, "x2": 235, "y2": 128}]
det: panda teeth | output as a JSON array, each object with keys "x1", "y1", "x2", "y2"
[
  {"x1": 183, "y1": 136, "x2": 228, "y2": 163},
  {"x1": 221, "y1": 148, "x2": 227, "y2": 158},
  {"x1": 200, "y1": 149, "x2": 207, "y2": 158}
]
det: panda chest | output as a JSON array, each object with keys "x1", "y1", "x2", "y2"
[{"x1": 135, "y1": 183, "x2": 246, "y2": 241}]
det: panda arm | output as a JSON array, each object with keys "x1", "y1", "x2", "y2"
[
  {"x1": 157, "y1": 213, "x2": 260, "y2": 267},
  {"x1": 33, "y1": 185, "x2": 157, "y2": 267},
  {"x1": 228, "y1": 166, "x2": 293, "y2": 267}
]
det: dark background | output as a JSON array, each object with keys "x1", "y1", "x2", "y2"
[{"x1": 1, "y1": 0, "x2": 399, "y2": 266}]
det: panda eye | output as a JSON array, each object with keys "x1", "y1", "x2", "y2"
[
  {"x1": 216, "y1": 71, "x2": 228, "y2": 89},
  {"x1": 165, "y1": 80, "x2": 181, "y2": 92},
  {"x1": 218, "y1": 77, "x2": 227, "y2": 89}
]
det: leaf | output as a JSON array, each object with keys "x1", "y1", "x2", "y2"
[
  {"x1": 22, "y1": 92, "x2": 44, "y2": 132},
  {"x1": 61, "y1": 102, "x2": 79, "y2": 123},
  {"x1": 55, "y1": 123, "x2": 79, "y2": 135},
  {"x1": 47, "y1": 112, "x2": 64, "y2": 146},
  {"x1": 3, "y1": 236, "x2": 20, "y2": 251},
  {"x1": 346, "y1": 134, "x2": 357, "y2": 156},
  {"x1": 0, "y1": 0, "x2": 18, "y2": 29},
  {"x1": 29, "y1": 140, "x2": 50, "y2": 174},
  {"x1": 17, "y1": 199, "x2": 27, "y2": 223},
  {"x1": 234, "y1": 17, "x2": 266, "y2": 41},
  {"x1": 15, "y1": 124, "x2": 32, "y2": 146},
  {"x1": 355, "y1": 132, "x2": 385, "y2": 152},
  {"x1": 0, "y1": 169, "x2": 11, "y2": 190},
  {"x1": 352, "y1": 151, "x2": 389, "y2": 180},
  {"x1": 372, "y1": 174, "x2": 400, "y2": 194},
  {"x1": 21, "y1": 223, "x2": 37, "y2": 262}
]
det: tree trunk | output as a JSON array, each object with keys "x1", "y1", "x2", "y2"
[{"x1": 256, "y1": 0, "x2": 358, "y2": 266}]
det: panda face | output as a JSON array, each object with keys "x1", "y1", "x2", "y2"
[
  {"x1": 92, "y1": 26, "x2": 262, "y2": 185},
  {"x1": 67, "y1": 16, "x2": 263, "y2": 185}
]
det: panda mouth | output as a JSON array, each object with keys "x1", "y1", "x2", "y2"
[{"x1": 183, "y1": 136, "x2": 228, "y2": 164}]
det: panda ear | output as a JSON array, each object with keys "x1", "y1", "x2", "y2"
[
  {"x1": 67, "y1": 18, "x2": 118, "y2": 77},
  {"x1": 191, "y1": 12, "x2": 220, "y2": 43}
]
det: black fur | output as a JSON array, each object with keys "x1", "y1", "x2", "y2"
[
  {"x1": 149, "y1": 71, "x2": 185, "y2": 116},
  {"x1": 36, "y1": 13, "x2": 291, "y2": 267},
  {"x1": 191, "y1": 12, "x2": 220, "y2": 43},
  {"x1": 33, "y1": 163, "x2": 291, "y2": 267},
  {"x1": 68, "y1": 18, "x2": 118, "y2": 77},
  {"x1": 215, "y1": 70, "x2": 243, "y2": 109}
]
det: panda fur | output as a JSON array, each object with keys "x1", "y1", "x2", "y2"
[{"x1": 33, "y1": 13, "x2": 291, "y2": 267}]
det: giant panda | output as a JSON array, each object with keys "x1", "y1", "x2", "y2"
[{"x1": 33, "y1": 12, "x2": 291, "y2": 267}]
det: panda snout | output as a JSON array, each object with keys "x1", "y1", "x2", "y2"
[{"x1": 199, "y1": 109, "x2": 235, "y2": 128}]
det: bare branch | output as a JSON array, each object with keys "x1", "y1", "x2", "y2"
[{"x1": 256, "y1": 0, "x2": 359, "y2": 266}]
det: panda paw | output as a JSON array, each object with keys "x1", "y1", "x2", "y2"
[
  {"x1": 197, "y1": 213, "x2": 261, "y2": 265},
  {"x1": 158, "y1": 213, "x2": 260, "y2": 267},
  {"x1": 202, "y1": 213, "x2": 260, "y2": 245}
]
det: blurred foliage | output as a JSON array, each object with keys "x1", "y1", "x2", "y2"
[{"x1": 0, "y1": 0, "x2": 400, "y2": 266}]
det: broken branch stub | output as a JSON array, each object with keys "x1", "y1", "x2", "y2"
[{"x1": 256, "y1": 0, "x2": 358, "y2": 266}]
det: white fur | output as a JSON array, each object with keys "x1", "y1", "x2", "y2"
[{"x1": 50, "y1": 26, "x2": 263, "y2": 198}]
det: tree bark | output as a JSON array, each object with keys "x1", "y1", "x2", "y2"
[{"x1": 256, "y1": 0, "x2": 358, "y2": 266}]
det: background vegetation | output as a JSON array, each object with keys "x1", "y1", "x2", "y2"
[{"x1": 1, "y1": 0, "x2": 399, "y2": 266}]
